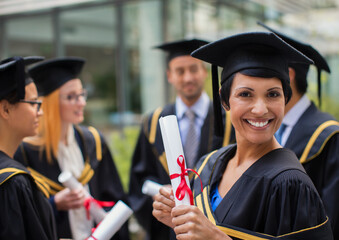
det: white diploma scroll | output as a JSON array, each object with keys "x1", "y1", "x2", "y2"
[
  {"x1": 142, "y1": 180, "x2": 163, "y2": 197},
  {"x1": 87, "y1": 200, "x2": 133, "y2": 240},
  {"x1": 58, "y1": 171, "x2": 107, "y2": 223},
  {"x1": 58, "y1": 171, "x2": 82, "y2": 190},
  {"x1": 159, "y1": 115, "x2": 191, "y2": 206}
]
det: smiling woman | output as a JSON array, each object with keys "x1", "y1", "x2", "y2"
[
  {"x1": 59, "y1": 79, "x2": 87, "y2": 126},
  {"x1": 227, "y1": 74, "x2": 285, "y2": 146},
  {"x1": 14, "y1": 57, "x2": 129, "y2": 240},
  {"x1": 152, "y1": 32, "x2": 334, "y2": 239}
]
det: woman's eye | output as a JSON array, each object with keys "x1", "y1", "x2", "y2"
[
  {"x1": 268, "y1": 91, "x2": 281, "y2": 98},
  {"x1": 239, "y1": 92, "x2": 251, "y2": 97},
  {"x1": 67, "y1": 95, "x2": 75, "y2": 101}
]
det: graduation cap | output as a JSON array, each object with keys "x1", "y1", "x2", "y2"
[
  {"x1": 154, "y1": 38, "x2": 209, "y2": 63},
  {"x1": 258, "y1": 21, "x2": 330, "y2": 106},
  {"x1": 191, "y1": 32, "x2": 313, "y2": 137},
  {"x1": 0, "y1": 56, "x2": 44, "y2": 100},
  {"x1": 28, "y1": 57, "x2": 85, "y2": 96}
]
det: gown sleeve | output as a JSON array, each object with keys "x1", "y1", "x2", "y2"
[
  {"x1": 129, "y1": 125, "x2": 158, "y2": 211},
  {"x1": 90, "y1": 131, "x2": 127, "y2": 202},
  {"x1": 128, "y1": 123, "x2": 173, "y2": 239},
  {"x1": 264, "y1": 169, "x2": 332, "y2": 239},
  {"x1": 0, "y1": 174, "x2": 57, "y2": 240},
  {"x1": 314, "y1": 135, "x2": 339, "y2": 238},
  {"x1": 89, "y1": 130, "x2": 130, "y2": 240}
]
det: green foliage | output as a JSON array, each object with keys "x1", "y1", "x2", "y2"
[
  {"x1": 308, "y1": 93, "x2": 339, "y2": 120},
  {"x1": 108, "y1": 126, "x2": 140, "y2": 192},
  {"x1": 319, "y1": 96, "x2": 339, "y2": 120},
  {"x1": 93, "y1": 70, "x2": 117, "y2": 112}
]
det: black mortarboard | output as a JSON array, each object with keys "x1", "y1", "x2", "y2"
[
  {"x1": 0, "y1": 56, "x2": 44, "y2": 100},
  {"x1": 191, "y1": 32, "x2": 313, "y2": 137},
  {"x1": 154, "y1": 38, "x2": 209, "y2": 63},
  {"x1": 258, "y1": 21, "x2": 330, "y2": 106},
  {"x1": 28, "y1": 57, "x2": 85, "y2": 96}
]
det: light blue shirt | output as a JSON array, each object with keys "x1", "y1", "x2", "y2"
[
  {"x1": 176, "y1": 92, "x2": 210, "y2": 144},
  {"x1": 280, "y1": 94, "x2": 311, "y2": 146}
]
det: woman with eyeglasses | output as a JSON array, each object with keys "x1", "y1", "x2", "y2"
[
  {"x1": 14, "y1": 57, "x2": 129, "y2": 240},
  {"x1": 0, "y1": 56, "x2": 57, "y2": 239},
  {"x1": 152, "y1": 32, "x2": 333, "y2": 239}
]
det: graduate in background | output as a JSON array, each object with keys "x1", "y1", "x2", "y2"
[
  {"x1": 14, "y1": 57, "x2": 129, "y2": 240},
  {"x1": 0, "y1": 56, "x2": 57, "y2": 239},
  {"x1": 258, "y1": 22, "x2": 339, "y2": 239},
  {"x1": 153, "y1": 32, "x2": 333, "y2": 239},
  {"x1": 128, "y1": 39, "x2": 234, "y2": 240}
]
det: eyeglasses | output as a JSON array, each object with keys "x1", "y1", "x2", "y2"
[
  {"x1": 60, "y1": 90, "x2": 88, "y2": 104},
  {"x1": 19, "y1": 100, "x2": 42, "y2": 112}
]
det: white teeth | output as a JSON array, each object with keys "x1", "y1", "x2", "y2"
[{"x1": 247, "y1": 120, "x2": 268, "y2": 127}]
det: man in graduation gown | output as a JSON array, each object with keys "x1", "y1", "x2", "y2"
[
  {"x1": 128, "y1": 39, "x2": 234, "y2": 240},
  {"x1": 259, "y1": 22, "x2": 339, "y2": 239}
]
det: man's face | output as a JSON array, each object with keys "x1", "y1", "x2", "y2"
[{"x1": 167, "y1": 55, "x2": 207, "y2": 105}]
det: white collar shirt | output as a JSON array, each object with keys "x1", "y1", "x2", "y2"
[
  {"x1": 280, "y1": 94, "x2": 311, "y2": 146},
  {"x1": 176, "y1": 92, "x2": 210, "y2": 144}
]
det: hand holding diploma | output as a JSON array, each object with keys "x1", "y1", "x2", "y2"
[
  {"x1": 152, "y1": 186, "x2": 176, "y2": 228},
  {"x1": 53, "y1": 187, "x2": 85, "y2": 210},
  {"x1": 159, "y1": 115, "x2": 201, "y2": 206},
  {"x1": 58, "y1": 171, "x2": 108, "y2": 223},
  {"x1": 156, "y1": 116, "x2": 227, "y2": 240}
]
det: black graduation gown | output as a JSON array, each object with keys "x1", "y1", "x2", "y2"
[
  {"x1": 0, "y1": 151, "x2": 57, "y2": 240},
  {"x1": 284, "y1": 102, "x2": 339, "y2": 238},
  {"x1": 14, "y1": 125, "x2": 129, "y2": 240},
  {"x1": 128, "y1": 103, "x2": 234, "y2": 240},
  {"x1": 192, "y1": 145, "x2": 333, "y2": 240}
]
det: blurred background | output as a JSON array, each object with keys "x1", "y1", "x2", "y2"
[{"x1": 1, "y1": 0, "x2": 339, "y2": 238}]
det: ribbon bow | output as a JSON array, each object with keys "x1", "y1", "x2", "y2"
[
  {"x1": 84, "y1": 197, "x2": 115, "y2": 220},
  {"x1": 170, "y1": 155, "x2": 203, "y2": 205}
]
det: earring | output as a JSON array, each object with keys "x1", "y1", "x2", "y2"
[{"x1": 221, "y1": 102, "x2": 230, "y2": 111}]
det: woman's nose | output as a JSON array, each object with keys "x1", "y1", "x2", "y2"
[{"x1": 251, "y1": 98, "x2": 268, "y2": 115}]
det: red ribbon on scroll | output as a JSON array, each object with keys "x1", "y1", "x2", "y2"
[
  {"x1": 84, "y1": 197, "x2": 115, "y2": 220},
  {"x1": 86, "y1": 223, "x2": 101, "y2": 240},
  {"x1": 170, "y1": 155, "x2": 203, "y2": 205}
]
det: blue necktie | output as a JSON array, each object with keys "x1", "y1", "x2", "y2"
[{"x1": 275, "y1": 123, "x2": 287, "y2": 145}]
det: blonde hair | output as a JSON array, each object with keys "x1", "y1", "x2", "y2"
[{"x1": 25, "y1": 89, "x2": 61, "y2": 163}]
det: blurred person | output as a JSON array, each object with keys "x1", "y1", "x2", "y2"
[
  {"x1": 153, "y1": 32, "x2": 333, "y2": 239},
  {"x1": 0, "y1": 56, "x2": 57, "y2": 239},
  {"x1": 259, "y1": 22, "x2": 339, "y2": 239},
  {"x1": 128, "y1": 39, "x2": 234, "y2": 240},
  {"x1": 15, "y1": 57, "x2": 129, "y2": 240}
]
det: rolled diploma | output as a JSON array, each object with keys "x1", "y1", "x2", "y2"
[
  {"x1": 58, "y1": 171, "x2": 107, "y2": 223},
  {"x1": 159, "y1": 115, "x2": 191, "y2": 206},
  {"x1": 88, "y1": 200, "x2": 133, "y2": 240},
  {"x1": 142, "y1": 180, "x2": 163, "y2": 197}
]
